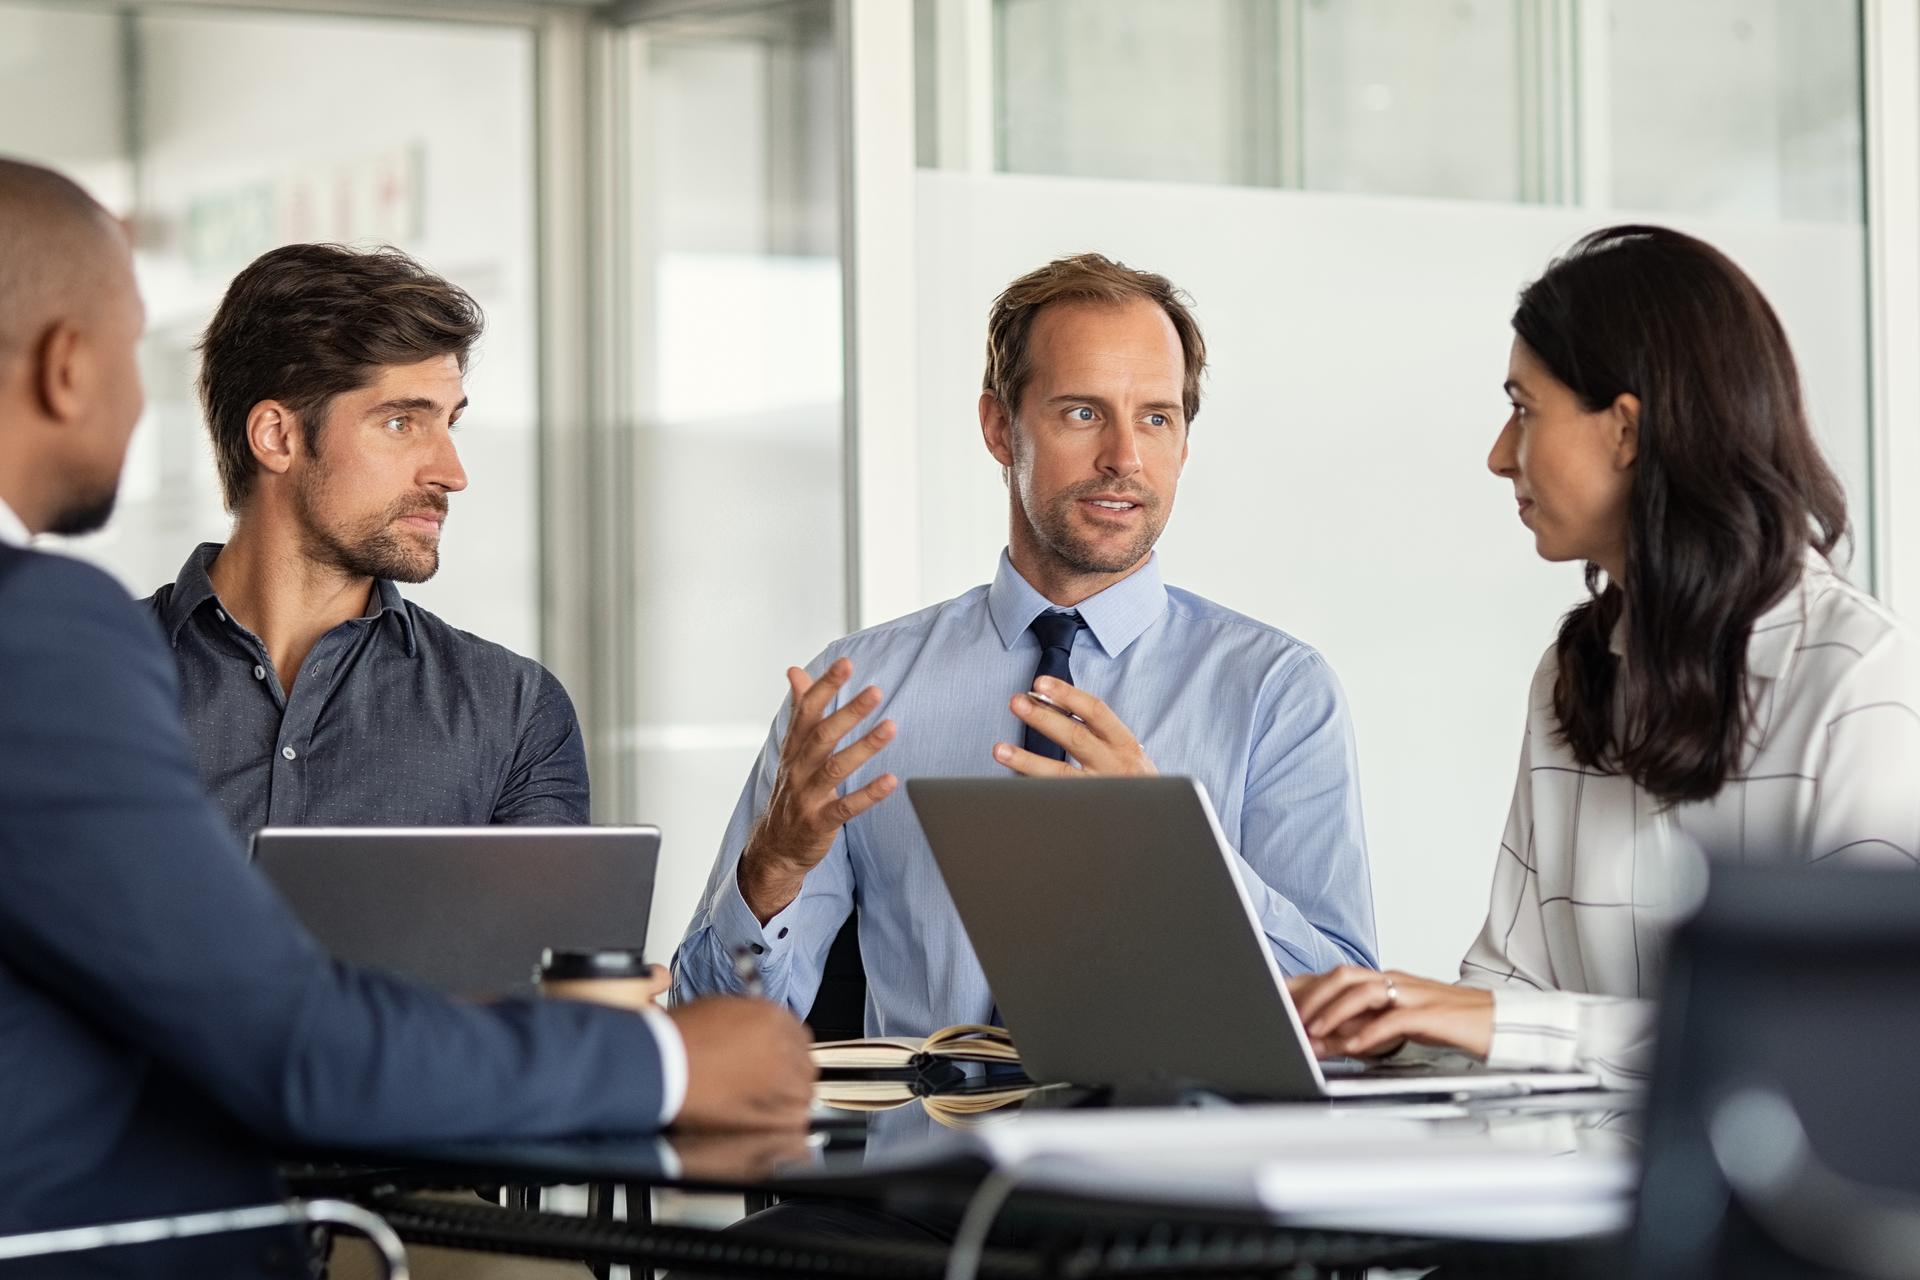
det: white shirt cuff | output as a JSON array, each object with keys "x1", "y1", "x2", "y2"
[
  {"x1": 640, "y1": 1007, "x2": 688, "y2": 1126},
  {"x1": 1486, "y1": 987, "x2": 1582, "y2": 1071}
]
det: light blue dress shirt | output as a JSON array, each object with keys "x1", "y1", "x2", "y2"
[{"x1": 672, "y1": 551, "x2": 1378, "y2": 1036}]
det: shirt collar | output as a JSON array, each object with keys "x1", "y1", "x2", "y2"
[
  {"x1": 159, "y1": 541, "x2": 418, "y2": 657},
  {"x1": 986, "y1": 549, "x2": 1169, "y2": 659},
  {"x1": 1605, "y1": 547, "x2": 1836, "y2": 682},
  {"x1": 0, "y1": 496, "x2": 28, "y2": 548}
]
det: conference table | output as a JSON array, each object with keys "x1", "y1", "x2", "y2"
[{"x1": 283, "y1": 1082, "x2": 1643, "y2": 1279}]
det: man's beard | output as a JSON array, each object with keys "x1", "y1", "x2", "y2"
[
  {"x1": 1024, "y1": 476, "x2": 1166, "y2": 575},
  {"x1": 294, "y1": 468, "x2": 447, "y2": 585},
  {"x1": 46, "y1": 482, "x2": 119, "y2": 537}
]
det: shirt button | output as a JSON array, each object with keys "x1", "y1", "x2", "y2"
[
  {"x1": 749, "y1": 943, "x2": 765, "y2": 955},
  {"x1": 281, "y1": 746, "x2": 297, "y2": 761},
  {"x1": 214, "y1": 608, "x2": 227, "y2": 623},
  {"x1": 776, "y1": 928, "x2": 789, "y2": 939},
  {"x1": 252, "y1": 665, "x2": 266, "y2": 680}
]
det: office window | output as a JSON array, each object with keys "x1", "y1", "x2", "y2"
[
  {"x1": 0, "y1": 8, "x2": 133, "y2": 206},
  {"x1": 619, "y1": 2, "x2": 848, "y2": 945},
  {"x1": 1298, "y1": 0, "x2": 1523, "y2": 201},
  {"x1": 997, "y1": 0, "x2": 1271, "y2": 186},
  {"x1": 993, "y1": 0, "x2": 1525, "y2": 200},
  {"x1": 0, "y1": 4, "x2": 541, "y2": 657},
  {"x1": 1608, "y1": 0, "x2": 1863, "y2": 222},
  {"x1": 978, "y1": 0, "x2": 1866, "y2": 216}
]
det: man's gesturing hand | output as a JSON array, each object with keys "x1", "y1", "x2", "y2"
[
  {"x1": 992, "y1": 676, "x2": 1158, "y2": 777},
  {"x1": 669, "y1": 997, "x2": 817, "y2": 1131},
  {"x1": 738, "y1": 657, "x2": 898, "y2": 922}
]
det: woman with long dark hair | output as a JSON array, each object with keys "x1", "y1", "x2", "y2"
[{"x1": 1290, "y1": 225, "x2": 1920, "y2": 1086}]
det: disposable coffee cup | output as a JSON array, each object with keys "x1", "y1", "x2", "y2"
[{"x1": 535, "y1": 947, "x2": 660, "y2": 1006}]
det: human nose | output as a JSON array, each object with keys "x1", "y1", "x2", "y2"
[
  {"x1": 424, "y1": 425, "x2": 468, "y2": 494},
  {"x1": 1098, "y1": 421, "x2": 1143, "y2": 479},
  {"x1": 1487, "y1": 415, "x2": 1519, "y2": 480}
]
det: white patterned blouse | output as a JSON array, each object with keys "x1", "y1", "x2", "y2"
[{"x1": 1459, "y1": 552, "x2": 1920, "y2": 1089}]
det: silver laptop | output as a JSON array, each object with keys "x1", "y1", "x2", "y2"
[
  {"x1": 251, "y1": 826, "x2": 660, "y2": 999},
  {"x1": 908, "y1": 778, "x2": 1598, "y2": 1101}
]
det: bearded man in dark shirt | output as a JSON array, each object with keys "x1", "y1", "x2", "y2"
[{"x1": 143, "y1": 243, "x2": 586, "y2": 833}]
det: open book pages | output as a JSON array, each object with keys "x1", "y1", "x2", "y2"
[
  {"x1": 813, "y1": 1078, "x2": 1043, "y2": 1128},
  {"x1": 810, "y1": 1023, "x2": 1019, "y2": 1070}
]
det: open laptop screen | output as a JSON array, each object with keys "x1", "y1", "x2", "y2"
[{"x1": 250, "y1": 826, "x2": 659, "y2": 999}]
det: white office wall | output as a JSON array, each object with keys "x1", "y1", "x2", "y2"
[{"x1": 914, "y1": 170, "x2": 1868, "y2": 975}]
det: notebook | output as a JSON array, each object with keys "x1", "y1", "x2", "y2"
[{"x1": 811, "y1": 1023, "x2": 1019, "y2": 1070}]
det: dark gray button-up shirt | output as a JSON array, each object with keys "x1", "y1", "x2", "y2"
[{"x1": 143, "y1": 543, "x2": 589, "y2": 836}]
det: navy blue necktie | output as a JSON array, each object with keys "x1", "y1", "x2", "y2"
[
  {"x1": 985, "y1": 612, "x2": 1085, "y2": 1032},
  {"x1": 1022, "y1": 611, "x2": 1084, "y2": 761}
]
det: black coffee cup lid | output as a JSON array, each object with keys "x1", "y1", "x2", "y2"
[{"x1": 538, "y1": 947, "x2": 650, "y2": 980}]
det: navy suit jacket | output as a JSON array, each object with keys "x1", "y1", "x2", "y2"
[{"x1": 0, "y1": 545, "x2": 667, "y2": 1277}]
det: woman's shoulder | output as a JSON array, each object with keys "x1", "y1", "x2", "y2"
[
  {"x1": 1800, "y1": 557, "x2": 1907, "y2": 653},
  {"x1": 1782, "y1": 555, "x2": 1920, "y2": 706},
  {"x1": 1525, "y1": 636, "x2": 1564, "y2": 705}
]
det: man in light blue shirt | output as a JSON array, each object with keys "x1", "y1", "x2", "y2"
[{"x1": 674, "y1": 253, "x2": 1377, "y2": 1036}]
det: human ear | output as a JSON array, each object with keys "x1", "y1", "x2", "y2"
[
  {"x1": 980, "y1": 390, "x2": 1015, "y2": 469},
  {"x1": 32, "y1": 323, "x2": 85, "y2": 424},
  {"x1": 247, "y1": 402, "x2": 299, "y2": 478},
  {"x1": 1610, "y1": 392, "x2": 1640, "y2": 471}
]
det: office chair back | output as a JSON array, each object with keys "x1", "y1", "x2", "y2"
[
  {"x1": 805, "y1": 913, "x2": 866, "y2": 1042},
  {"x1": 1632, "y1": 865, "x2": 1920, "y2": 1280}
]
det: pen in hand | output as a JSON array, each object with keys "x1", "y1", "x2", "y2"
[{"x1": 731, "y1": 945, "x2": 767, "y2": 998}]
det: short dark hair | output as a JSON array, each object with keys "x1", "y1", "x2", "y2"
[
  {"x1": 1517, "y1": 225, "x2": 1848, "y2": 805},
  {"x1": 197, "y1": 243, "x2": 483, "y2": 511},
  {"x1": 984, "y1": 253, "x2": 1207, "y2": 426}
]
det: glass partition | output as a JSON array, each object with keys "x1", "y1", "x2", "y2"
[
  {"x1": 1608, "y1": 0, "x2": 1863, "y2": 221},
  {"x1": 0, "y1": 2, "x2": 541, "y2": 656},
  {"x1": 618, "y1": 1, "x2": 848, "y2": 947},
  {"x1": 1298, "y1": 0, "x2": 1524, "y2": 201}
]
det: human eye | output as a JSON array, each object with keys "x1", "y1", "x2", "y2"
[
  {"x1": 1068, "y1": 405, "x2": 1097, "y2": 423},
  {"x1": 1145, "y1": 412, "x2": 1170, "y2": 428},
  {"x1": 382, "y1": 414, "x2": 409, "y2": 433}
]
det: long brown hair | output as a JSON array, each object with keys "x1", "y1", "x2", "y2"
[{"x1": 1513, "y1": 225, "x2": 1848, "y2": 804}]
